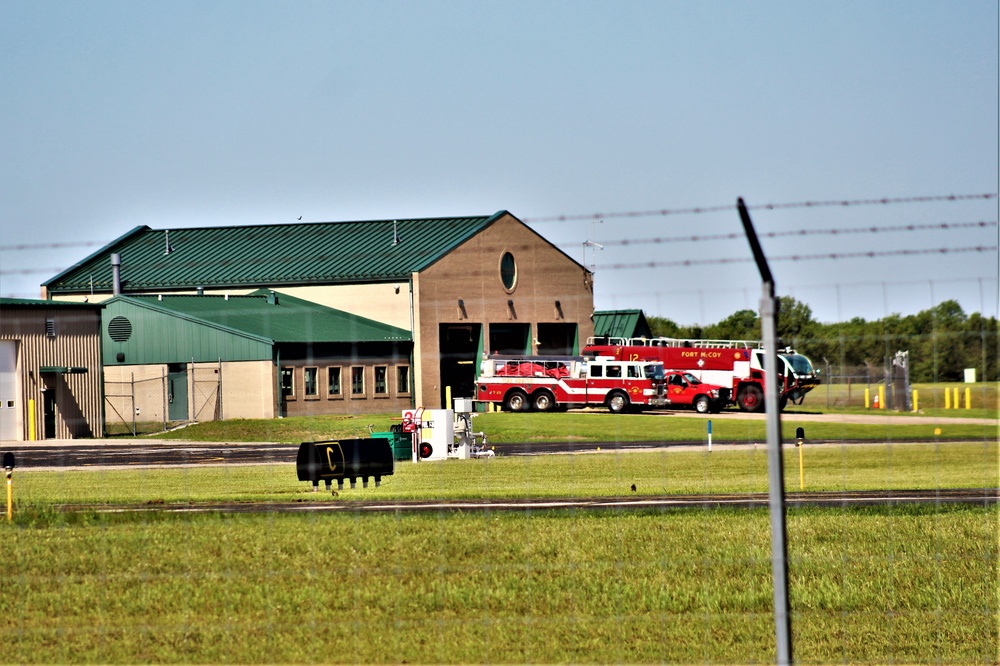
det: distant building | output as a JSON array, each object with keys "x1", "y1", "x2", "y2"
[
  {"x1": 42, "y1": 211, "x2": 594, "y2": 411},
  {"x1": 591, "y1": 309, "x2": 652, "y2": 341},
  {"x1": 0, "y1": 298, "x2": 105, "y2": 440}
]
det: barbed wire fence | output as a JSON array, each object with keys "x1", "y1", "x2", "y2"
[{"x1": 0, "y1": 193, "x2": 996, "y2": 663}]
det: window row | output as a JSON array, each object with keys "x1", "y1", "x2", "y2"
[{"x1": 280, "y1": 365, "x2": 411, "y2": 400}]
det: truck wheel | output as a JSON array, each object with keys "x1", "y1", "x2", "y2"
[
  {"x1": 779, "y1": 395, "x2": 789, "y2": 412},
  {"x1": 606, "y1": 391, "x2": 630, "y2": 414},
  {"x1": 532, "y1": 390, "x2": 555, "y2": 412},
  {"x1": 504, "y1": 390, "x2": 528, "y2": 412},
  {"x1": 737, "y1": 385, "x2": 764, "y2": 412},
  {"x1": 694, "y1": 395, "x2": 711, "y2": 414}
]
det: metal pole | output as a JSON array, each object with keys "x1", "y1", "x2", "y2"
[
  {"x1": 131, "y1": 372, "x2": 136, "y2": 436},
  {"x1": 738, "y1": 198, "x2": 793, "y2": 664}
]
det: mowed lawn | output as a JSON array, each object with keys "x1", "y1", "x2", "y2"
[{"x1": 2, "y1": 440, "x2": 997, "y2": 664}]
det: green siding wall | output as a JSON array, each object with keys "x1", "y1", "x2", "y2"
[{"x1": 102, "y1": 300, "x2": 272, "y2": 366}]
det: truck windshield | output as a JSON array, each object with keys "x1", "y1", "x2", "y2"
[
  {"x1": 643, "y1": 364, "x2": 665, "y2": 381},
  {"x1": 782, "y1": 354, "x2": 815, "y2": 376}
]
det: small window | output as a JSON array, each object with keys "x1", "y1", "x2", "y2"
[
  {"x1": 328, "y1": 367, "x2": 342, "y2": 396},
  {"x1": 606, "y1": 365, "x2": 621, "y2": 378},
  {"x1": 590, "y1": 365, "x2": 604, "y2": 378},
  {"x1": 304, "y1": 367, "x2": 318, "y2": 396},
  {"x1": 627, "y1": 365, "x2": 640, "y2": 379},
  {"x1": 351, "y1": 367, "x2": 365, "y2": 395},
  {"x1": 280, "y1": 367, "x2": 295, "y2": 398},
  {"x1": 374, "y1": 366, "x2": 387, "y2": 395},
  {"x1": 397, "y1": 366, "x2": 410, "y2": 394}
]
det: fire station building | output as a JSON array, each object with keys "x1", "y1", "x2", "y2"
[{"x1": 41, "y1": 211, "x2": 595, "y2": 416}]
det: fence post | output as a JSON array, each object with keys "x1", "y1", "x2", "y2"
[
  {"x1": 162, "y1": 367, "x2": 167, "y2": 431},
  {"x1": 131, "y1": 372, "x2": 136, "y2": 436}
]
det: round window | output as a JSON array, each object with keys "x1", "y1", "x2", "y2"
[{"x1": 499, "y1": 251, "x2": 517, "y2": 292}]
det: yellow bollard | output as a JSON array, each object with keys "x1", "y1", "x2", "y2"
[
  {"x1": 3, "y1": 453, "x2": 14, "y2": 523},
  {"x1": 28, "y1": 398, "x2": 36, "y2": 441},
  {"x1": 944, "y1": 387, "x2": 951, "y2": 409},
  {"x1": 953, "y1": 387, "x2": 959, "y2": 410},
  {"x1": 912, "y1": 389, "x2": 918, "y2": 412},
  {"x1": 878, "y1": 384, "x2": 885, "y2": 410},
  {"x1": 864, "y1": 388, "x2": 870, "y2": 409},
  {"x1": 965, "y1": 387, "x2": 971, "y2": 410},
  {"x1": 446, "y1": 385, "x2": 452, "y2": 409}
]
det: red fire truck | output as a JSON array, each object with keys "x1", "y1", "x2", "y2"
[
  {"x1": 582, "y1": 337, "x2": 820, "y2": 412},
  {"x1": 475, "y1": 355, "x2": 669, "y2": 413}
]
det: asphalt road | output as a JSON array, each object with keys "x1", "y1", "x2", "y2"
[{"x1": 50, "y1": 488, "x2": 996, "y2": 516}]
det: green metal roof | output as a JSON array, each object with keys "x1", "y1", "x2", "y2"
[
  {"x1": 592, "y1": 309, "x2": 652, "y2": 339},
  {"x1": 44, "y1": 212, "x2": 508, "y2": 294},
  {"x1": 0, "y1": 297, "x2": 104, "y2": 309},
  {"x1": 113, "y1": 290, "x2": 410, "y2": 343}
]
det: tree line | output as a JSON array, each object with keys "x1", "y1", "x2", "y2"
[{"x1": 646, "y1": 298, "x2": 999, "y2": 383}]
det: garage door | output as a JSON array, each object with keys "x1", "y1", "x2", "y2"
[{"x1": 0, "y1": 341, "x2": 18, "y2": 441}]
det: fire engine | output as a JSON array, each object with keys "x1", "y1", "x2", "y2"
[
  {"x1": 582, "y1": 337, "x2": 820, "y2": 412},
  {"x1": 475, "y1": 355, "x2": 669, "y2": 413}
]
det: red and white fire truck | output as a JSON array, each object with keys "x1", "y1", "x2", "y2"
[
  {"x1": 475, "y1": 355, "x2": 669, "y2": 413},
  {"x1": 582, "y1": 337, "x2": 820, "y2": 412}
]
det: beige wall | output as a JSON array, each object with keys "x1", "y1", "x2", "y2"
[
  {"x1": 220, "y1": 361, "x2": 275, "y2": 419},
  {"x1": 52, "y1": 284, "x2": 413, "y2": 330},
  {"x1": 258, "y1": 284, "x2": 412, "y2": 329},
  {"x1": 105, "y1": 361, "x2": 276, "y2": 424},
  {"x1": 104, "y1": 364, "x2": 170, "y2": 426},
  {"x1": 412, "y1": 213, "x2": 594, "y2": 407}
]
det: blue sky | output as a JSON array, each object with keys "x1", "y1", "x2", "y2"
[{"x1": 2, "y1": 1, "x2": 997, "y2": 325}]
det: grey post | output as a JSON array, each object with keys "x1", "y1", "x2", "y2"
[{"x1": 738, "y1": 198, "x2": 793, "y2": 664}]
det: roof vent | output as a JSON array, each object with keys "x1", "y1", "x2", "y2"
[
  {"x1": 164, "y1": 230, "x2": 174, "y2": 255},
  {"x1": 267, "y1": 291, "x2": 279, "y2": 305},
  {"x1": 392, "y1": 220, "x2": 401, "y2": 246}
]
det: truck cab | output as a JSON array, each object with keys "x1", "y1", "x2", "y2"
[{"x1": 664, "y1": 371, "x2": 731, "y2": 413}]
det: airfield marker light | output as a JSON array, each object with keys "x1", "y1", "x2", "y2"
[{"x1": 707, "y1": 420, "x2": 713, "y2": 452}]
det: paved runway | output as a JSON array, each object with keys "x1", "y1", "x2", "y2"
[{"x1": 3, "y1": 439, "x2": 993, "y2": 515}]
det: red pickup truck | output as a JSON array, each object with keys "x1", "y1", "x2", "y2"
[{"x1": 664, "y1": 372, "x2": 731, "y2": 413}]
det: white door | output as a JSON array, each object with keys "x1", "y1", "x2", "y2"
[{"x1": 0, "y1": 341, "x2": 18, "y2": 441}]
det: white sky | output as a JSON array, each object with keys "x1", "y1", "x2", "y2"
[{"x1": 2, "y1": 1, "x2": 997, "y2": 324}]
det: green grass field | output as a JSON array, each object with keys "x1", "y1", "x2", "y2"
[
  {"x1": 3, "y1": 439, "x2": 998, "y2": 663},
  {"x1": 0, "y1": 505, "x2": 994, "y2": 664}
]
